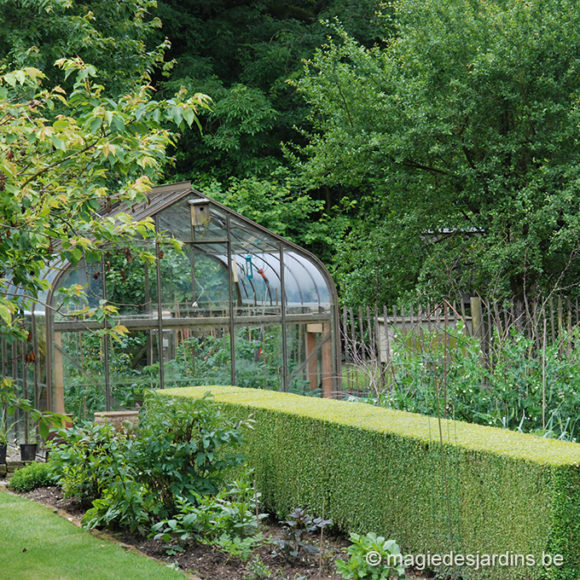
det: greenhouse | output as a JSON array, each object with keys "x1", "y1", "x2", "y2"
[{"x1": 1, "y1": 182, "x2": 341, "y2": 418}]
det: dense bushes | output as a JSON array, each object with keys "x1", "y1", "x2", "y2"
[
  {"x1": 9, "y1": 462, "x2": 57, "y2": 493},
  {"x1": 376, "y1": 325, "x2": 580, "y2": 441},
  {"x1": 48, "y1": 393, "x2": 251, "y2": 537},
  {"x1": 163, "y1": 386, "x2": 580, "y2": 580}
]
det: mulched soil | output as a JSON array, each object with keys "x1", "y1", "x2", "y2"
[
  {"x1": 20, "y1": 486, "x2": 431, "y2": 580},
  {"x1": 21, "y1": 486, "x2": 346, "y2": 579}
]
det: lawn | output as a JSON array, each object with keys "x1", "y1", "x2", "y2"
[{"x1": 0, "y1": 489, "x2": 187, "y2": 580}]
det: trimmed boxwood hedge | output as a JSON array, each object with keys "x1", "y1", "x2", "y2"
[{"x1": 159, "y1": 386, "x2": 580, "y2": 580}]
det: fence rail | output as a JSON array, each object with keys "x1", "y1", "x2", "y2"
[{"x1": 341, "y1": 297, "x2": 580, "y2": 395}]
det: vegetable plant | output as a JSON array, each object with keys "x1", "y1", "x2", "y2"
[{"x1": 272, "y1": 508, "x2": 333, "y2": 561}]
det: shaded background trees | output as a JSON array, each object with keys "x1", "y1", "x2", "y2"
[
  {"x1": 293, "y1": 0, "x2": 580, "y2": 305},
  {"x1": 1, "y1": 0, "x2": 578, "y2": 308}
]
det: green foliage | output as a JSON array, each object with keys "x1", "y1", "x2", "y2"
[
  {"x1": 8, "y1": 461, "x2": 57, "y2": 493},
  {"x1": 0, "y1": 0, "x2": 165, "y2": 94},
  {"x1": 336, "y1": 532, "x2": 405, "y2": 579},
  {"x1": 51, "y1": 392, "x2": 249, "y2": 536},
  {"x1": 294, "y1": 1, "x2": 580, "y2": 304},
  {"x1": 245, "y1": 556, "x2": 273, "y2": 579},
  {"x1": 134, "y1": 394, "x2": 246, "y2": 512},
  {"x1": 151, "y1": 486, "x2": 264, "y2": 546},
  {"x1": 200, "y1": 176, "x2": 326, "y2": 251},
  {"x1": 48, "y1": 422, "x2": 129, "y2": 505},
  {"x1": 151, "y1": 472, "x2": 266, "y2": 560},
  {"x1": 215, "y1": 533, "x2": 263, "y2": 563},
  {"x1": 163, "y1": 386, "x2": 580, "y2": 580},
  {"x1": 82, "y1": 478, "x2": 154, "y2": 536},
  {"x1": 272, "y1": 507, "x2": 333, "y2": 561},
  {"x1": 159, "y1": 0, "x2": 384, "y2": 180},
  {"x1": 0, "y1": 378, "x2": 68, "y2": 443},
  {"x1": 379, "y1": 325, "x2": 580, "y2": 441},
  {"x1": 0, "y1": 46, "x2": 208, "y2": 340}
]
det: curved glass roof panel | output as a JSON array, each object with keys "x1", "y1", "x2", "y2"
[{"x1": 11, "y1": 182, "x2": 341, "y2": 411}]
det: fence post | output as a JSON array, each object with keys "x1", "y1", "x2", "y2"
[{"x1": 470, "y1": 296, "x2": 483, "y2": 341}]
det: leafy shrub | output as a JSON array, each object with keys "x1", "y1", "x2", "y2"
[
  {"x1": 272, "y1": 507, "x2": 333, "y2": 561},
  {"x1": 48, "y1": 422, "x2": 129, "y2": 505},
  {"x1": 336, "y1": 532, "x2": 405, "y2": 579},
  {"x1": 9, "y1": 462, "x2": 57, "y2": 493},
  {"x1": 82, "y1": 479, "x2": 154, "y2": 535},
  {"x1": 133, "y1": 393, "x2": 247, "y2": 514},
  {"x1": 151, "y1": 477, "x2": 266, "y2": 546},
  {"x1": 50, "y1": 392, "x2": 250, "y2": 537}
]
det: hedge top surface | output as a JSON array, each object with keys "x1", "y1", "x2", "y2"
[{"x1": 160, "y1": 386, "x2": 580, "y2": 467}]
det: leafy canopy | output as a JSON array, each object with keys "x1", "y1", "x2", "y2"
[
  {"x1": 0, "y1": 0, "x2": 165, "y2": 94},
  {"x1": 0, "y1": 57, "x2": 209, "y2": 336},
  {"x1": 294, "y1": 0, "x2": 580, "y2": 305}
]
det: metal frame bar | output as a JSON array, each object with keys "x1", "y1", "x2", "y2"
[
  {"x1": 226, "y1": 215, "x2": 236, "y2": 385},
  {"x1": 280, "y1": 246, "x2": 288, "y2": 392},
  {"x1": 39, "y1": 181, "x2": 342, "y2": 411}
]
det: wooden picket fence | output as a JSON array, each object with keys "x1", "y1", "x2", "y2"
[{"x1": 341, "y1": 296, "x2": 580, "y2": 394}]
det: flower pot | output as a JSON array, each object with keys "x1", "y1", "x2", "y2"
[
  {"x1": 0, "y1": 443, "x2": 6, "y2": 464},
  {"x1": 20, "y1": 443, "x2": 37, "y2": 462}
]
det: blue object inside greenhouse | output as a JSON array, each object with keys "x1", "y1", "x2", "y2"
[{"x1": 245, "y1": 255, "x2": 254, "y2": 279}]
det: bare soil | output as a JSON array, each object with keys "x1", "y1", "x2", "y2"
[
  {"x1": 21, "y1": 486, "x2": 431, "y2": 580},
  {"x1": 22, "y1": 486, "x2": 346, "y2": 579}
]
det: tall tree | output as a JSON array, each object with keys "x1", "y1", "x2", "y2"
[
  {"x1": 0, "y1": 50, "x2": 207, "y2": 339},
  {"x1": 155, "y1": 0, "x2": 384, "y2": 180},
  {"x1": 294, "y1": 0, "x2": 580, "y2": 305},
  {"x1": 0, "y1": 0, "x2": 163, "y2": 93}
]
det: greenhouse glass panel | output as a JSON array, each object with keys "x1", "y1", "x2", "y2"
[
  {"x1": 59, "y1": 330, "x2": 107, "y2": 418},
  {"x1": 162, "y1": 325, "x2": 233, "y2": 388},
  {"x1": 234, "y1": 325, "x2": 283, "y2": 391},
  {"x1": 2, "y1": 182, "x2": 341, "y2": 418},
  {"x1": 104, "y1": 241, "x2": 157, "y2": 319}
]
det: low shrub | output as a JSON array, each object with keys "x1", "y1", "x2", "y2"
[
  {"x1": 50, "y1": 392, "x2": 250, "y2": 537},
  {"x1": 48, "y1": 422, "x2": 128, "y2": 505},
  {"x1": 82, "y1": 479, "x2": 154, "y2": 535},
  {"x1": 162, "y1": 386, "x2": 580, "y2": 580},
  {"x1": 133, "y1": 392, "x2": 247, "y2": 514},
  {"x1": 151, "y1": 475, "x2": 267, "y2": 547},
  {"x1": 336, "y1": 532, "x2": 405, "y2": 579},
  {"x1": 9, "y1": 461, "x2": 57, "y2": 493},
  {"x1": 272, "y1": 507, "x2": 332, "y2": 561}
]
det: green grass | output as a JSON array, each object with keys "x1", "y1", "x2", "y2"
[{"x1": 0, "y1": 489, "x2": 186, "y2": 580}]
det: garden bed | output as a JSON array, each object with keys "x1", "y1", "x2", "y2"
[{"x1": 19, "y1": 485, "x2": 431, "y2": 579}]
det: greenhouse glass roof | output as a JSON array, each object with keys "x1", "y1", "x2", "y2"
[{"x1": 1, "y1": 182, "x2": 341, "y2": 419}]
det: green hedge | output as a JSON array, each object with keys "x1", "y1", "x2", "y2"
[{"x1": 159, "y1": 386, "x2": 580, "y2": 580}]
